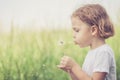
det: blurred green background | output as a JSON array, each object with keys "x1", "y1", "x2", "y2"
[
  {"x1": 0, "y1": 26, "x2": 120, "y2": 80},
  {"x1": 0, "y1": 0, "x2": 120, "y2": 80}
]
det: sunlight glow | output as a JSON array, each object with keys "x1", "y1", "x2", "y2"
[{"x1": 0, "y1": 0, "x2": 120, "y2": 32}]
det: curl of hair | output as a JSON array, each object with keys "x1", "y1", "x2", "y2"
[{"x1": 72, "y1": 4, "x2": 114, "y2": 39}]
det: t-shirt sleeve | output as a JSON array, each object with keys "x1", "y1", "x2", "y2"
[{"x1": 93, "y1": 50, "x2": 111, "y2": 74}]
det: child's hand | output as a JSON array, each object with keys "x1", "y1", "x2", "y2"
[{"x1": 57, "y1": 56, "x2": 77, "y2": 72}]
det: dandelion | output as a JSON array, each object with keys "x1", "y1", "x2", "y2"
[{"x1": 58, "y1": 39, "x2": 65, "y2": 46}]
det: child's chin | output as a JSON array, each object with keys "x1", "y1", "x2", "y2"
[
  {"x1": 78, "y1": 44, "x2": 87, "y2": 48},
  {"x1": 79, "y1": 45, "x2": 84, "y2": 48}
]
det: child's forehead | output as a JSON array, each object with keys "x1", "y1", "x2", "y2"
[
  {"x1": 71, "y1": 16, "x2": 79, "y2": 21},
  {"x1": 71, "y1": 17, "x2": 83, "y2": 24}
]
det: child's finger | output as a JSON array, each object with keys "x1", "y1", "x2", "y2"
[
  {"x1": 57, "y1": 65, "x2": 69, "y2": 72},
  {"x1": 57, "y1": 65, "x2": 64, "y2": 68},
  {"x1": 57, "y1": 65, "x2": 63, "y2": 68}
]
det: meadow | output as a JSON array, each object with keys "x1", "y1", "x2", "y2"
[{"x1": 0, "y1": 26, "x2": 120, "y2": 80}]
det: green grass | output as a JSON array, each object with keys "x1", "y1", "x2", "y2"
[{"x1": 0, "y1": 27, "x2": 120, "y2": 80}]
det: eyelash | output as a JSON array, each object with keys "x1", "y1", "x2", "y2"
[
  {"x1": 74, "y1": 29, "x2": 79, "y2": 32},
  {"x1": 76, "y1": 30, "x2": 79, "y2": 32}
]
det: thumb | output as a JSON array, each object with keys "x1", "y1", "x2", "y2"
[{"x1": 57, "y1": 65, "x2": 64, "y2": 68}]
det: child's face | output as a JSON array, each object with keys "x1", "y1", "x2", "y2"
[{"x1": 71, "y1": 17, "x2": 93, "y2": 48}]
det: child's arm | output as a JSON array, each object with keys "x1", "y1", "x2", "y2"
[
  {"x1": 58, "y1": 56, "x2": 107, "y2": 80},
  {"x1": 67, "y1": 70, "x2": 78, "y2": 80},
  {"x1": 71, "y1": 63, "x2": 107, "y2": 80},
  {"x1": 70, "y1": 74, "x2": 78, "y2": 80}
]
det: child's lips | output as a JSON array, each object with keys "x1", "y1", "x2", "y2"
[{"x1": 73, "y1": 40, "x2": 78, "y2": 44}]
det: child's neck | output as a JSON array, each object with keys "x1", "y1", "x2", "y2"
[{"x1": 90, "y1": 37, "x2": 105, "y2": 50}]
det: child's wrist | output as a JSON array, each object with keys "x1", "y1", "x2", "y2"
[{"x1": 71, "y1": 63, "x2": 81, "y2": 73}]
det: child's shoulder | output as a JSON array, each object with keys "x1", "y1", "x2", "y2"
[
  {"x1": 92, "y1": 44, "x2": 112, "y2": 52},
  {"x1": 89, "y1": 44, "x2": 114, "y2": 57}
]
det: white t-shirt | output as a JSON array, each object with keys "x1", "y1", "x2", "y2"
[{"x1": 82, "y1": 44, "x2": 116, "y2": 80}]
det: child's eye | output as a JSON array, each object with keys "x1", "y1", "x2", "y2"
[
  {"x1": 72, "y1": 27, "x2": 80, "y2": 32},
  {"x1": 75, "y1": 29, "x2": 79, "y2": 32}
]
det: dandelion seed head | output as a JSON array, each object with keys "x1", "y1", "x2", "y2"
[{"x1": 58, "y1": 39, "x2": 65, "y2": 46}]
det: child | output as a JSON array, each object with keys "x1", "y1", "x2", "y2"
[{"x1": 57, "y1": 4, "x2": 116, "y2": 80}]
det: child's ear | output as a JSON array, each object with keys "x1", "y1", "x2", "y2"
[{"x1": 91, "y1": 25, "x2": 98, "y2": 36}]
